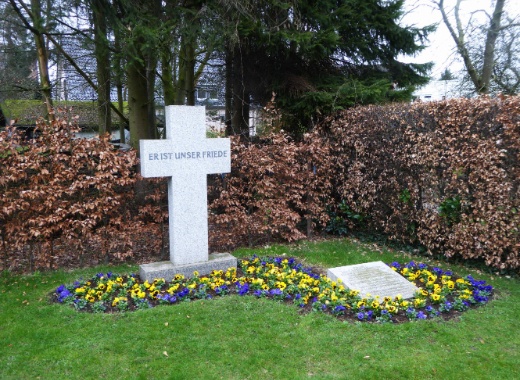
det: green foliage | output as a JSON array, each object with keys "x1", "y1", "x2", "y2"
[
  {"x1": 440, "y1": 68, "x2": 455, "y2": 81},
  {"x1": 325, "y1": 214, "x2": 349, "y2": 236},
  {"x1": 399, "y1": 189, "x2": 412, "y2": 205},
  {"x1": 1, "y1": 100, "x2": 42, "y2": 124},
  {"x1": 325, "y1": 200, "x2": 365, "y2": 235},
  {"x1": 226, "y1": 0, "x2": 434, "y2": 136},
  {"x1": 279, "y1": 78, "x2": 415, "y2": 131},
  {"x1": 438, "y1": 196, "x2": 462, "y2": 226}
]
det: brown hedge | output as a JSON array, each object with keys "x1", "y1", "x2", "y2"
[
  {"x1": 315, "y1": 96, "x2": 519, "y2": 270},
  {"x1": 0, "y1": 113, "x2": 166, "y2": 271},
  {"x1": 208, "y1": 133, "x2": 333, "y2": 250},
  {"x1": 1, "y1": 97, "x2": 518, "y2": 272}
]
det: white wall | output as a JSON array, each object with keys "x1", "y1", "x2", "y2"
[{"x1": 413, "y1": 80, "x2": 461, "y2": 102}]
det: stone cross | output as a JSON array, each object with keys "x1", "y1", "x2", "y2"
[{"x1": 138, "y1": 105, "x2": 236, "y2": 281}]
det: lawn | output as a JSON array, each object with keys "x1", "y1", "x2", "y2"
[{"x1": 1, "y1": 238, "x2": 518, "y2": 379}]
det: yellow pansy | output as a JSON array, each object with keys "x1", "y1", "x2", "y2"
[
  {"x1": 167, "y1": 284, "x2": 180, "y2": 294},
  {"x1": 414, "y1": 298, "x2": 426, "y2": 308},
  {"x1": 387, "y1": 305, "x2": 397, "y2": 314}
]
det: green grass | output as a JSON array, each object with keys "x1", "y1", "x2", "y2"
[
  {"x1": 1, "y1": 99, "x2": 128, "y2": 127},
  {"x1": 1, "y1": 238, "x2": 518, "y2": 379}
]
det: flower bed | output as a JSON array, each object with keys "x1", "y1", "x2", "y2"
[{"x1": 52, "y1": 257, "x2": 493, "y2": 323}]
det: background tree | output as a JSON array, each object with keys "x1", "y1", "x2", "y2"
[
  {"x1": 1, "y1": 0, "x2": 434, "y2": 144},
  {"x1": 221, "y1": 0, "x2": 433, "y2": 137},
  {"x1": 440, "y1": 68, "x2": 455, "y2": 80},
  {"x1": 492, "y1": 18, "x2": 520, "y2": 94},
  {"x1": 8, "y1": 0, "x2": 55, "y2": 120},
  {"x1": 436, "y1": 0, "x2": 518, "y2": 95},
  {"x1": 0, "y1": 3, "x2": 38, "y2": 101},
  {"x1": 111, "y1": 0, "x2": 161, "y2": 147}
]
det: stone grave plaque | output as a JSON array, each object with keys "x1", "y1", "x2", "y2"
[{"x1": 327, "y1": 261, "x2": 419, "y2": 299}]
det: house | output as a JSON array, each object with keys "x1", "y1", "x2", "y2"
[{"x1": 412, "y1": 80, "x2": 461, "y2": 101}]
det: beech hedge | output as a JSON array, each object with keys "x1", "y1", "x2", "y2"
[
  {"x1": 1, "y1": 97, "x2": 518, "y2": 272},
  {"x1": 0, "y1": 114, "x2": 165, "y2": 271},
  {"x1": 313, "y1": 96, "x2": 519, "y2": 270},
  {"x1": 210, "y1": 96, "x2": 519, "y2": 270}
]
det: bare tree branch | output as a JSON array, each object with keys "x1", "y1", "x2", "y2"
[{"x1": 436, "y1": 0, "x2": 507, "y2": 94}]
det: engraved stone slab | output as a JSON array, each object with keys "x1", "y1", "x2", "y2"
[{"x1": 327, "y1": 261, "x2": 419, "y2": 299}]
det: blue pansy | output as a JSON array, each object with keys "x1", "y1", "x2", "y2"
[
  {"x1": 417, "y1": 311, "x2": 427, "y2": 319},
  {"x1": 237, "y1": 282, "x2": 250, "y2": 296}
]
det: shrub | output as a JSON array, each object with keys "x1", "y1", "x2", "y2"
[
  {"x1": 0, "y1": 112, "x2": 141, "y2": 270},
  {"x1": 316, "y1": 96, "x2": 520, "y2": 270},
  {"x1": 2, "y1": 96, "x2": 519, "y2": 272},
  {"x1": 209, "y1": 133, "x2": 333, "y2": 250}
]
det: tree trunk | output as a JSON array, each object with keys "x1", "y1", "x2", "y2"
[
  {"x1": 175, "y1": 36, "x2": 187, "y2": 105},
  {"x1": 127, "y1": 60, "x2": 153, "y2": 150},
  {"x1": 185, "y1": 41, "x2": 196, "y2": 106},
  {"x1": 31, "y1": 0, "x2": 53, "y2": 121},
  {"x1": 480, "y1": 0, "x2": 505, "y2": 94},
  {"x1": 232, "y1": 46, "x2": 250, "y2": 137},
  {"x1": 147, "y1": 0, "x2": 161, "y2": 138},
  {"x1": 225, "y1": 46, "x2": 233, "y2": 136},
  {"x1": 161, "y1": 51, "x2": 176, "y2": 106},
  {"x1": 92, "y1": 0, "x2": 111, "y2": 136},
  {"x1": 147, "y1": 55, "x2": 158, "y2": 138},
  {"x1": 114, "y1": 29, "x2": 126, "y2": 143}
]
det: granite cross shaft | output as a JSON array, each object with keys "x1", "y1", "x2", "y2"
[{"x1": 139, "y1": 105, "x2": 235, "y2": 281}]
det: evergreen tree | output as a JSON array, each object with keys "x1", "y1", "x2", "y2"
[
  {"x1": 222, "y1": 0, "x2": 434, "y2": 136},
  {"x1": 440, "y1": 68, "x2": 455, "y2": 81}
]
